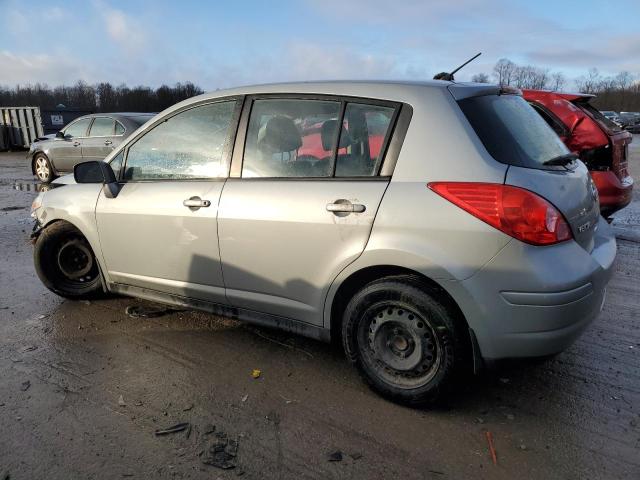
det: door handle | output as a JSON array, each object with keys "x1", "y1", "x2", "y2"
[
  {"x1": 104, "y1": 140, "x2": 113, "y2": 146},
  {"x1": 326, "y1": 200, "x2": 366, "y2": 214},
  {"x1": 73, "y1": 141, "x2": 81, "y2": 147},
  {"x1": 183, "y1": 197, "x2": 211, "y2": 209}
]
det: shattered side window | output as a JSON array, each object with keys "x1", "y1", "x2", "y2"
[{"x1": 124, "y1": 101, "x2": 237, "y2": 181}]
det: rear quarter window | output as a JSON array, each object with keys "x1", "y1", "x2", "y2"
[
  {"x1": 579, "y1": 103, "x2": 623, "y2": 134},
  {"x1": 458, "y1": 94, "x2": 569, "y2": 169}
]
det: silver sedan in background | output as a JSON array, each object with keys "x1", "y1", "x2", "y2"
[{"x1": 28, "y1": 112, "x2": 155, "y2": 183}]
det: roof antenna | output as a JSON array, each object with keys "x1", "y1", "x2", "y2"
[{"x1": 433, "y1": 52, "x2": 482, "y2": 81}]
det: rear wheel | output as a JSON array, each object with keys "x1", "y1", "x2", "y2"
[
  {"x1": 34, "y1": 222, "x2": 103, "y2": 299},
  {"x1": 33, "y1": 154, "x2": 56, "y2": 183},
  {"x1": 342, "y1": 275, "x2": 468, "y2": 406}
]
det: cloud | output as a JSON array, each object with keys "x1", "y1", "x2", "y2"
[
  {"x1": 0, "y1": 1, "x2": 637, "y2": 90},
  {"x1": 523, "y1": 33, "x2": 640, "y2": 76},
  {"x1": 306, "y1": 0, "x2": 501, "y2": 25},
  {"x1": 285, "y1": 43, "x2": 398, "y2": 80},
  {"x1": 45, "y1": 6, "x2": 66, "y2": 21},
  {"x1": 93, "y1": 1, "x2": 147, "y2": 55},
  {"x1": 0, "y1": 51, "x2": 88, "y2": 86},
  {"x1": 4, "y1": 8, "x2": 29, "y2": 35}
]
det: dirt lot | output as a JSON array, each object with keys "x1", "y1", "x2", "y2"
[{"x1": 0, "y1": 141, "x2": 639, "y2": 479}]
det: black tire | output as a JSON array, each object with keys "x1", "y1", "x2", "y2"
[
  {"x1": 342, "y1": 275, "x2": 469, "y2": 407},
  {"x1": 33, "y1": 153, "x2": 56, "y2": 183},
  {"x1": 34, "y1": 221, "x2": 103, "y2": 299}
]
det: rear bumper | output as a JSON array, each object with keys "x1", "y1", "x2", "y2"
[
  {"x1": 591, "y1": 170, "x2": 633, "y2": 216},
  {"x1": 445, "y1": 216, "x2": 616, "y2": 360}
]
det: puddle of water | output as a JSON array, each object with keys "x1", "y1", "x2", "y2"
[{"x1": 11, "y1": 182, "x2": 52, "y2": 193}]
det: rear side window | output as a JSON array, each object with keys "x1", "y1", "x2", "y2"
[
  {"x1": 458, "y1": 94, "x2": 569, "y2": 169},
  {"x1": 336, "y1": 104, "x2": 394, "y2": 177},
  {"x1": 243, "y1": 99, "x2": 341, "y2": 178},
  {"x1": 579, "y1": 103, "x2": 623, "y2": 133},
  {"x1": 89, "y1": 117, "x2": 115, "y2": 137},
  {"x1": 115, "y1": 121, "x2": 125, "y2": 135},
  {"x1": 242, "y1": 98, "x2": 397, "y2": 178}
]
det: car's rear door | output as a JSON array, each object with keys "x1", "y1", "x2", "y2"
[
  {"x1": 82, "y1": 116, "x2": 117, "y2": 161},
  {"x1": 217, "y1": 95, "x2": 404, "y2": 326},
  {"x1": 95, "y1": 98, "x2": 242, "y2": 303}
]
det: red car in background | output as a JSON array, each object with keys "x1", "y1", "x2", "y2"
[
  {"x1": 298, "y1": 112, "x2": 387, "y2": 163},
  {"x1": 523, "y1": 89, "x2": 634, "y2": 217}
]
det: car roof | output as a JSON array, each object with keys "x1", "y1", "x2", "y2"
[
  {"x1": 206, "y1": 79, "x2": 454, "y2": 95},
  {"x1": 71, "y1": 112, "x2": 154, "y2": 120},
  {"x1": 116, "y1": 112, "x2": 156, "y2": 117},
  {"x1": 157, "y1": 79, "x2": 500, "y2": 118},
  {"x1": 99, "y1": 112, "x2": 155, "y2": 119}
]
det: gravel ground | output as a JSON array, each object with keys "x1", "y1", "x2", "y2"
[{"x1": 0, "y1": 141, "x2": 638, "y2": 479}]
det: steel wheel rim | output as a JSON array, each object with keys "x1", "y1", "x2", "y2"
[
  {"x1": 359, "y1": 302, "x2": 442, "y2": 388},
  {"x1": 35, "y1": 157, "x2": 49, "y2": 180},
  {"x1": 56, "y1": 237, "x2": 96, "y2": 283}
]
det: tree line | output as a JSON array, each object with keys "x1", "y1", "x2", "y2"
[
  {"x1": 0, "y1": 81, "x2": 204, "y2": 113},
  {"x1": 2, "y1": 60, "x2": 639, "y2": 112},
  {"x1": 471, "y1": 59, "x2": 640, "y2": 112}
]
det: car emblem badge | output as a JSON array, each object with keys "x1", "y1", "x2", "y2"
[{"x1": 578, "y1": 222, "x2": 591, "y2": 233}]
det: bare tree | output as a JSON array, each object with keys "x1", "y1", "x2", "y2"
[
  {"x1": 471, "y1": 73, "x2": 490, "y2": 83},
  {"x1": 96, "y1": 82, "x2": 116, "y2": 111},
  {"x1": 549, "y1": 72, "x2": 566, "y2": 91},
  {"x1": 615, "y1": 71, "x2": 633, "y2": 91},
  {"x1": 493, "y1": 58, "x2": 516, "y2": 86},
  {"x1": 576, "y1": 68, "x2": 601, "y2": 94}
]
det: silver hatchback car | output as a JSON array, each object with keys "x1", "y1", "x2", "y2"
[{"x1": 30, "y1": 81, "x2": 616, "y2": 406}]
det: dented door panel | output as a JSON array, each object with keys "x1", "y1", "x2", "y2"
[{"x1": 217, "y1": 179, "x2": 389, "y2": 325}]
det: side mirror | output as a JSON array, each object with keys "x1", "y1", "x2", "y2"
[
  {"x1": 56, "y1": 131, "x2": 65, "y2": 138},
  {"x1": 74, "y1": 161, "x2": 120, "y2": 198}
]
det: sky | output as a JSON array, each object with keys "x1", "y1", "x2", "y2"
[{"x1": 1, "y1": 0, "x2": 639, "y2": 91}]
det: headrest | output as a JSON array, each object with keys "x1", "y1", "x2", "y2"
[
  {"x1": 321, "y1": 119, "x2": 352, "y2": 151},
  {"x1": 257, "y1": 116, "x2": 302, "y2": 154}
]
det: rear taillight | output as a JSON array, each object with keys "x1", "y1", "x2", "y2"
[{"x1": 428, "y1": 182, "x2": 572, "y2": 246}]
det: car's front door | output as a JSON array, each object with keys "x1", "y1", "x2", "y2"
[
  {"x1": 51, "y1": 117, "x2": 92, "y2": 172},
  {"x1": 82, "y1": 116, "x2": 118, "y2": 161},
  {"x1": 95, "y1": 99, "x2": 242, "y2": 303},
  {"x1": 217, "y1": 96, "x2": 400, "y2": 326}
]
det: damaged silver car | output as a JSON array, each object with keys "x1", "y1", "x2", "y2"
[{"x1": 30, "y1": 81, "x2": 616, "y2": 406}]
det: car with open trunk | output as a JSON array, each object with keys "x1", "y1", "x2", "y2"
[{"x1": 523, "y1": 89, "x2": 633, "y2": 217}]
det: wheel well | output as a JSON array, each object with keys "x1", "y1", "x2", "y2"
[
  {"x1": 329, "y1": 265, "x2": 471, "y2": 348},
  {"x1": 38, "y1": 219, "x2": 108, "y2": 293}
]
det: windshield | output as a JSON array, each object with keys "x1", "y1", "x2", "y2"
[{"x1": 458, "y1": 94, "x2": 569, "y2": 169}]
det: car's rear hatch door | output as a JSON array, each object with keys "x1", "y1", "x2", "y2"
[
  {"x1": 572, "y1": 99, "x2": 633, "y2": 182},
  {"x1": 454, "y1": 89, "x2": 600, "y2": 252}
]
